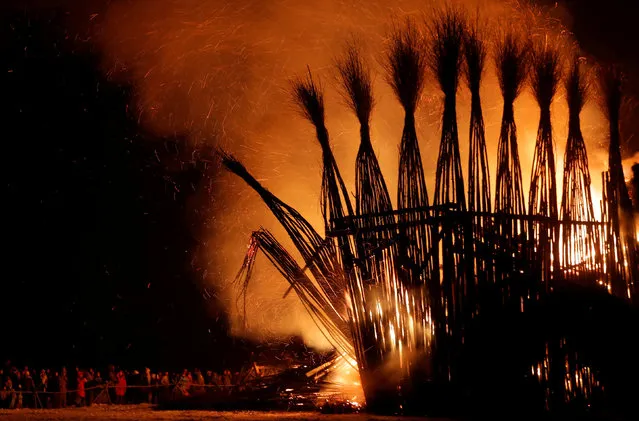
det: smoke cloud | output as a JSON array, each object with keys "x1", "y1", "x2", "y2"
[{"x1": 98, "y1": 0, "x2": 612, "y2": 348}]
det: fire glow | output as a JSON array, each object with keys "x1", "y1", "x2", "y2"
[{"x1": 100, "y1": 0, "x2": 619, "y2": 345}]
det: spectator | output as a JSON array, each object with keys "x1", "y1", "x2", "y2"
[
  {"x1": 160, "y1": 372, "x2": 170, "y2": 402},
  {"x1": 39, "y1": 369, "x2": 48, "y2": 392},
  {"x1": 13, "y1": 370, "x2": 21, "y2": 388},
  {"x1": 2, "y1": 377, "x2": 16, "y2": 409},
  {"x1": 39, "y1": 369, "x2": 49, "y2": 408},
  {"x1": 0, "y1": 385, "x2": 7, "y2": 409},
  {"x1": 151, "y1": 373, "x2": 159, "y2": 404},
  {"x1": 143, "y1": 367, "x2": 152, "y2": 404},
  {"x1": 76, "y1": 372, "x2": 87, "y2": 407},
  {"x1": 50, "y1": 372, "x2": 60, "y2": 408},
  {"x1": 177, "y1": 369, "x2": 191, "y2": 397},
  {"x1": 108, "y1": 365, "x2": 117, "y2": 384},
  {"x1": 15, "y1": 385, "x2": 22, "y2": 409},
  {"x1": 22, "y1": 370, "x2": 35, "y2": 408},
  {"x1": 129, "y1": 370, "x2": 140, "y2": 402},
  {"x1": 85, "y1": 369, "x2": 95, "y2": 406},
  {"x1": 115, "y1": 370, "x2": 126, "y2": 404},
  {"x1": 69, "y1": 367, "x2": 79, "y2": 399},
  {"x1": 59, "y1": 367, "x2": 68, "y2": 408},
  {"x1": 107, "y1": 366, "x2": 117, "y2": 402},
  {"x1": 193, "y1": 368, "x2": 205, "y2": 394},
  {"x1": 223, "y1": 369, "x2": 232, "y2": 386},
  {"x1": 212, "y1": 371, "x2": 221, "y2": 386}
]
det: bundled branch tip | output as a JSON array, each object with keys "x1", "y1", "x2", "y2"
[{"x1": 430, "y1": 7, "x2": 467, "y2": 209}]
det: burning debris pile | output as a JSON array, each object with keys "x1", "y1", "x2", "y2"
[{"x1": 221, "y1": 8, "x2": 639, "y2": 417}]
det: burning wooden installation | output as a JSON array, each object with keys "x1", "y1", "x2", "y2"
[{"x1": 222, "y1": 10, "x2": 638, "y2": 416}]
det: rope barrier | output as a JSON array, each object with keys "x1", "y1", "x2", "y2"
[{"x1": 1, "y1": 381, "x2": 246, "y2": 409}]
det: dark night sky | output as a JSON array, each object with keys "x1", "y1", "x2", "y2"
[
  {"x1": 1, "y1": 0, "x2": 234, "y2": 369},
  {"x1": 1, "y1": 0, "x2": 638, "y2": 368}
]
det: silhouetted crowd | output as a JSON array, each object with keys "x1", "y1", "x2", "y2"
[{"x1": 0, "y1": 361, "x2": 243, "y2": 409}]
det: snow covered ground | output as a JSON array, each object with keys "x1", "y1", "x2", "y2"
[{"x1": 0, "y1": 404, "x2": 434, "y2": 420}]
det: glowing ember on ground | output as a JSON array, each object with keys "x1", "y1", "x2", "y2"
[{"x1": 0, "y1": 405, "x2": 427, "y2": 421}]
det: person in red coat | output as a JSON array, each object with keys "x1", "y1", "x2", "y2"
[
  {"x1": 115, "y1": 371, "x2": 126, "y2": 404},
  {"x1": 75, "y1": 372, "x2": 87, "y2": 407}
]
